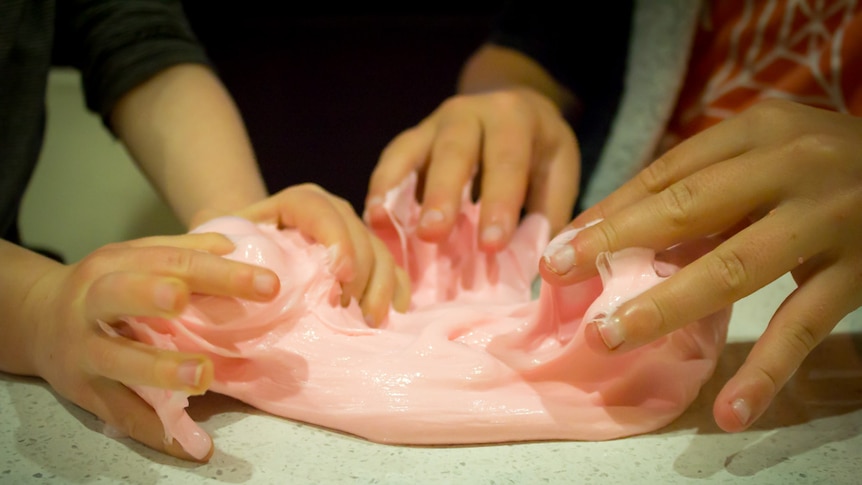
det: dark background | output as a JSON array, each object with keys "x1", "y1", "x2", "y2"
[{"x1": 180, "y1": 4, "x2": 505, "y2": 213}]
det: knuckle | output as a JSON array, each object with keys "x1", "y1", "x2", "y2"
[
  {"x1": 296, "y1": 182, "x2": 323, "y2": 193},
  {"x1": 785, "y1": 132, "x2": 843, "y2": 162},
  {"x1": 641, "y1": 294, "x2": 676, "y2": 337},
  {"x1": 705, "y1": 249, "x2": 750, "y2": 296},
  {"x1": 231, "y1": 265, "x2": 257, "y2": 289},
  {"x1": 779, "y1": 319, "x2": 820, "y2": 363},
  {"x1": 613, "y1": 293, "x2": 676, "y2": 345},
  {"x1": 748, "y1": 363, "x2": 780, "y2": 397},
  {"x1": 741, "y1": 98, "x2": 801, "y2": 136},
  {"x1": 585, "y1": 220, "x2": 621, "y2": 254},
  {"x1": 88, "y1": 339, "x2": 119, "y2": 377},
  {"x1": 439, "y1": 94, "x2": 475, "y2": 113},
  {"x1": 159, "y1": 248, "x2": 196, "y2": 275},
  {"x1": 658, "y1": 181, "x2": 697, "y2": 227},
  {"x1": 151, "y1": 356, "x2": 178, "y2": 388},
  {"x1": 486, "y1": 149, "x2": 526, "y2": 174},
  {"x1": 75, "y1": 251, "x2": 115, "y2": 285},
  {"x1": 332, "y1": 196, "x2": 354, "y2": 214},
  {"x1": 433, "y1": 132, "x2": 472, "y2": 158},
  {"x1": 486, "y1": 90, "x2": 528, "y2": 113},
  {"x1": 637, "y1": 156, "x2": 675, "y2": 194},
  {"x1": 746, "y1": 98, "x2": 796, "y2": 122},
  {"x1": 598, "y1": 222, "x2": 620, "y2": 251}
]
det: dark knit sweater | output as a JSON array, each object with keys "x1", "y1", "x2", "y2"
[{"x1": 0, "y1": 0, "x2": 210, "y2": 242}]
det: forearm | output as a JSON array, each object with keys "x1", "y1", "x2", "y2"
[
  {"x1": 0, "y1": 240, "x2": 60, "y2": 376},
  {"x1": 457, "y1": 44, "x2": 580, "y2": 120},
  {"x1": 110, "y1": 64, "x2": 268, "y2": 228}
]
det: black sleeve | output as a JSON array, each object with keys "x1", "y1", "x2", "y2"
[
  {"x1": 487, "y1": 0, "x2": 633, "y2": 103},
  {"x1": 486, "y1": 1, "x2": 634, "y2": 213},
  {"x1": 52, "y1": 0, "x2": 211, "y2": 127}
]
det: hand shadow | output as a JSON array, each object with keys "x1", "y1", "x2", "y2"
[
  {"x1": 658, "y1": 331, "x2": 862, "y2": 478},
  {"x1": 2, "y1": 373, "x2": 263, "y2": 484}
]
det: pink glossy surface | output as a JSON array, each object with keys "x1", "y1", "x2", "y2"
[{"x1": 125, "y1": 174, "x2": 729, "y2": 460}]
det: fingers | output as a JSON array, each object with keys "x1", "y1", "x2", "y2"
[
  {"x1": 237, "y1": 183, "x2": 409, "y2": 323},
  {"x1": 369, "y1": 89, "x2": 578, "y2": 252},
  {"x1": 392, "y1": 266, "x2": 412, "y2": 312},
  {"x1": 475, "y1": 99, "x2": 533, "y2": 251},
  {"x1": 358, "y1": 236, "x2": 412, "y2": 326},
  {"x1": 96, "y1": 232, "x2": 279, "y2": 303},
  {"x1": 83, "y1": 333, "x2": 213, "y2": 395},
  {"x1": 368, "y1": 97, "x2": 486, "y2": 242},
  {"x1": 713, "y1": 262, "x2": 861, "y2": 431},
  {"x1": 340, "y1": 205, "x2": 411, "y2": 325},
  {"x1": 541, "y1": 145, "x2": 774, "y2": 286},
  {"x1": 82, "y1": 271, "x2": 215, "y2": 393},
  {"x1": 84, "y1": 246, "x2": 280, "y2": 307},
  {"x1": 524, "y1": 122, "x2": 580, "y2": 236},
  {"x1": 581, "y1": 206, "x2": 823, "y2": 352},
  {"x1": 417, "y1": 105, "x2": 483, "y2": 242},
  {"x1": 82, "y1": 378, "x2": 213, "y2": 462},
  {"x1": 544, "y1": 99, "x2": 862, "y2": 434},
  {"x1": 90, "y1": 273, "x2": 190, "y2": 318},
  {"x1": 366, "y1": 125, "x2": 435, "y2": 226},
  {"x1": 573, "y1": 107, "x2": 758, "y2": 227},
  {"x1": 334, "y1": 197, "x2": 375, "y2": 309},
  {"x1": 236, "y1": 184, "x2": 358, "y2": 282}
]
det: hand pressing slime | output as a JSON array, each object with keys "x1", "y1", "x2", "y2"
[{"x1": 122, "y1": 173, "x2": 729, "y2": 460}]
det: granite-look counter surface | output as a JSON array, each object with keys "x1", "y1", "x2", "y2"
[{"x1": 2, "y1": 275, "x2": 860, "y2": 484}]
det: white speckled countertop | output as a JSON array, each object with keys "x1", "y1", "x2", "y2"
[{"x1": 2, "y1": 274, "x2": 860, "y2": 484}]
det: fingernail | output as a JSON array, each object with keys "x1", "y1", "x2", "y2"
[
  {"x1": 419, "y1": 208, "x2": 445, "y2": 228},
  {"x1": 154, "y1": 283, "x2": 178, "y2": 312},
  {"x1": 592, "y1": 315, "x2": 625, "y2": 349},
  {"x1": 542, "y1": 227, "x2": 578, "y2": 274},
  {"x1": 254, "y1": 273, "x2": 278, "y2": 296},
  {"x1": 178, "y1": 360, "x2": 204, "y2": 388},
  {"x1": 366, "y1": 196, "x2": 383, "y2": 209},
  {"x1": 481, "y1": 224, "x2": 505, "y2": 246},
  {"x1": 364, "y1": 196, "x2": 384, "y2": 220},
  {"x1": 731, "y1": 398, "x2": 751, "y2": 425},
  {"x1": 364, "y1": 313, "x2": 377, "y2": 328},
  {"x1": 548, "y1": 246, "x2": 575, "y2": 274},
  {"x1": 327, "y1": 243, "x2": 352, "y2": 280}
]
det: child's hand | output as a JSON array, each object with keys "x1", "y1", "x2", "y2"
[
  {"x1": 26, "y1": 232, "x2": 283, "y2": 461},
  {"x1": 234, "y1": 183, "x2": 411, "y2": 325},
  {"x1": 365, "y1": 87, "x2": 579, "y2": 252},
  {"x1": 540, "y1": 99, "x2": 862, "y2": 431}
]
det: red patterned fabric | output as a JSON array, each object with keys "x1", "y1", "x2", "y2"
[{"x1": 663, "y1": 0, "x2": 862, "y2": 150}]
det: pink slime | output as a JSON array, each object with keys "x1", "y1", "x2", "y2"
[{"x1": 124, "y1": 173, "x2": 729, "y2": 460}]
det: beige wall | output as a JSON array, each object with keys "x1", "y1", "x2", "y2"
[{"x1": 19, "y1": 69, "x2": 184, "y2": 263}]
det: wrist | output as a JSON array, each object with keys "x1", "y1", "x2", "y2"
[{"x1": 0, "y1": 247, "x2": 63, "y2": 377}]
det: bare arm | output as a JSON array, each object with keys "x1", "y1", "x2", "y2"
[
  {"x1": 0, "y1": 240, "x2": 55, "y2": 376},
  {"x1": 458, "y1": 44, "x2": 578, "y2": 116},
  {"x1": 110, "y1": 63, "x2": 267, "y2": 228}
]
